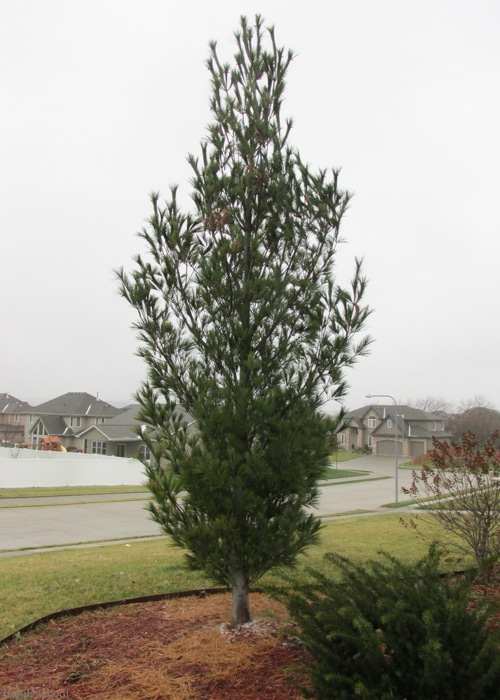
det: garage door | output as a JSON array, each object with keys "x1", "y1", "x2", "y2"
[
  {"x1": 410, "y1": 441, "x2": 425, "y2": 457},
  {"x1": 376, "y1": 440, "x2": 403, "y2": 455}
]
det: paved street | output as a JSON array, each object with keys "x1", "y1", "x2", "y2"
[
  {"x1": 0, "y1": 456, "x2": 416, "y2": 557},
  {"x1": 316, "y1": 454, "x2": 415, "y2": 515}
]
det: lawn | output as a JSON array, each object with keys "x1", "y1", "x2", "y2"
[
  {"x1": 0, "y1": 513, "x2": 450, "y2": 641},
  {"x1": 0, "y1": 485, "x2": 148, "y2": 499},
  {"x1": 322, "y1": 466, "x2": 370, "y2": 480},
  {"x1": 329, "y1": 451, "x2": 361, "y2": 463}
]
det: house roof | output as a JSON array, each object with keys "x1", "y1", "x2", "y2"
[
  {"x1": 31, "y1": 392, "x2": 121, "y2": 418},
  {"x1": 0, "y1": 393, "x2": 32, "y2": 414},
  {"x1": 346, "y1": 404, "x2": 447, "y2": 422},
  {"x1": 78, "y1": 405, "x2": 142, "y2": 442},
  {"x1": 33, "y1": 415, "x2": 76, "y2": 437},
  {"x1": 78, "y1": 404, "x2": 196, "y2": 442},
  {"x1": 346, "y1": 404, "x2": 454, "y2": 440}
]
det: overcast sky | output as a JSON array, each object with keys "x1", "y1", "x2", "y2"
[{"x1": 1, "y1": 0, "x2": 499, "y2": 411}]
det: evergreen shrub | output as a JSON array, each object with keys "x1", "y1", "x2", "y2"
[{"x1": 276, "y1": 546, "x2": 500, "y2": 699}]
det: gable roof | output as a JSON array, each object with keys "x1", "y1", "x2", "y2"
[
  {"x1": 32, "y1": 392, "x2": 121, "y2": 418},
  {"x1": 346, "y1": 404, "x2": 454, "y2": 440},
  {"x1": 78, "y1": 404, "x2": 196, "y2": 442},
  {"x1": 78, "y1": 405, "x2": 142, "y2": 442},
  {"x1": 31, "y1": 415, "x2": 76, "y2": 437},
  {"x1": 0, "y1": 393, "x2": 32, "y2": 414},
  {"x1": 346, "y1": 404, "x2": 447, "y2": 422}
]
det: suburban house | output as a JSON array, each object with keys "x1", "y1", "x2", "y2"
[
  {"x1": 0, "y1": 393, "x2": 32, "y2": 446},
  {"x1": 77, "y1": 405, "x2": 146, "y2": 459},
  {"x1": 25, "y1": 392, "x2": 125, "y2": 451},
  {"x1": 338, "y1": 404, "x2": 454, "y2": 457},
  {"x1": 70, "y1": 403, "x2": 197, "y2": 460}
]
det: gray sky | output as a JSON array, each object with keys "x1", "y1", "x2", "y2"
[{"x1": 1, "y1": 0, "x2": 499, "y2": 411}]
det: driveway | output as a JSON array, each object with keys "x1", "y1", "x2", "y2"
[{"x1": 316, "y1": 454, "x2": 414, "y2": 515}]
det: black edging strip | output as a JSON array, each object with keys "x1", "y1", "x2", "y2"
[
  {"x1": 1, "y1": 570, "x2": 469, "y2": 649},
  {"x1": 0, "y1": 586, "x2": 241, "y2": 647}
]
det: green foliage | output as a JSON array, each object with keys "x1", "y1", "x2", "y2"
[
  {"x1": 275, "y1": 546, "x2": 500, "y2": 699},
  {"x1": 117, "y1": 16, "x2": 370, "y2": 622}
]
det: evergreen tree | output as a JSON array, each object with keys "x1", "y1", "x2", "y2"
[{"x1": 117, "y1": 15, "x2": 370, "y2": 624}]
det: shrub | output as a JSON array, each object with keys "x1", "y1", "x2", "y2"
[
  {"x1": 275, "y1": 546, "x2": 500, "y2": 699},
  {"x1": 403, "y1": 431, "x2": 500, "y2": 583}
]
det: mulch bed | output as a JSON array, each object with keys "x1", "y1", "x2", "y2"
[
  {"x1": 0, "y1": 592, "x2": 310, "y2": 699},
  {"x1": 2, "y1": 579, "x2": 500, "y2": 699}
]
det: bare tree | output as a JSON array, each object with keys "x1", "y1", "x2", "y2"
[
  {"x1": 458, "y1": 396, "x2": 495, "y2": 412},
  {"x1": 447, "y1": 399, "x2": 500, "y2": 445},
  {"x1": 407, "y1": 396, "x2": 453, "y2": 414},
  {"x1": 0, "y1": 422, "x2": 23, "y2": 456}
]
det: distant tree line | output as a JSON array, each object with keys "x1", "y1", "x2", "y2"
[{"x1": 406, "y1": 395, "x2": 500, "y2": 446}]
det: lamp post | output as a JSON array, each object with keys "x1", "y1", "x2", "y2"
[{"x1": 366, "y1": 393, "x2": 400, "y2": 503}]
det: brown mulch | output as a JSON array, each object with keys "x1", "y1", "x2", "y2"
[
  {"x1": 0, "y1": 592, "x2": 311, "y2": 699},
  {"x1": 2, "y1": 581, "x2": 500, "y2": 700}
]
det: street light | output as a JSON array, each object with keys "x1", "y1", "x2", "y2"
[{"x1": 366, "y1": 393, "x2": 400, "y2": 503}]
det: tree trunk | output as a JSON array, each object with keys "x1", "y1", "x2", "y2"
[{"x1": 231, "y1": 571, "x2": 251, "y2": 625}]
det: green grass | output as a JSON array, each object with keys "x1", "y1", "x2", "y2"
[
  {"x1": 322, "y1": 467, "x2": 370, "y2": 480},
  {"x1": 382, "y1": 498, "x2": 418, "y2": 509},
  {"x1": 329, "y1": 452, "x2": 361, "y2": 463},
  {"x1": 0, "y1": 514, "x2": 452, "y2": 641},
  {"x1": 320, "y1": 509, "x2": 374, "y2": 517},
  {"x1": 0, "y1": 497, "x2": 149, "y2": 511},
  {"x1": 323, "y1": 476, "x2": 391, "y2": 487},
  {"x1": 0, "y1": 485, "x2": 149, "y2": 499}
]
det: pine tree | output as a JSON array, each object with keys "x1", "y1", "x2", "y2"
[{"x1": 117, "y1": 15, "x2": 370, "y2": 624}]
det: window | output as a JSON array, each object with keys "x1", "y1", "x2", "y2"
[
  {"x1": 91, "y1": 441, "x2": 107, "y2": 455},
  {"x1": 140, "y1": 445, "x2": 151, "y2": 461},
  {"x1": 368, "y1": 435, "x2": 373, "y2": 447},
  {"x1": 29, "y1": 414, "x2": 35, "y2": 423},
  {"x1": 340, "y1": 433, "x2": 346, "y2": 446},
  {"x1": 387, "y1": 419, "x2": 392, "y2": 429},
  {"x1": 13, "y1": 414, "x2": 19, "y2": 423},
  {"x1": 368, "y1": 416, "x2": 376, "y2": 428},
  {"x1": 117, "y1": 444, "x2": 126, "y2": 458},
  {"x1": 31, "y1": 422, "x2": 48, "y2": 448},
  {"x1": 70, "y1": 416, "x2": 82, "y2": 428}
]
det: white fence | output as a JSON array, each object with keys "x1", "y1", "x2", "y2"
[{"x1": 0, "y1": 447, "x2": 146, "y2": 488}]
